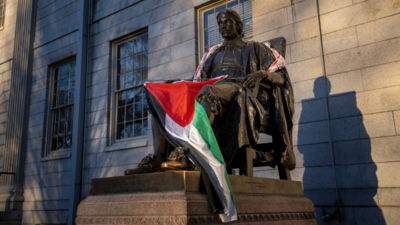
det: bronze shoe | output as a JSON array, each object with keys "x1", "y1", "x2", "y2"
[
  {"x1": 161, "y1": 161, "x2": 185, "y2": 170},
  {"x1": 161, "y1": 147, "x2": 195, "y2": 171},
  {"x1": 124, "y1": 154, "x2": 160, "y2": 175}
]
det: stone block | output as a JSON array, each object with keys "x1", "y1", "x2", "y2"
[
  {"x1": 148, "y1": 47, "x2": 171, "y2": 68},
  {"x1": 90, "y1": 68, "x2": 109, "y2": 86},
  {"x1": 293, "y1": 98, "x2": 327, "y2": 125},
  {"x1": 27, "y1": 124, "x2": 44, "y2": 139},
  {"x1": 90, "y1": 55, "x2": 109, "y2": 74},
  {"x1": 252, "y1": 0, "x2": 291, "y2": 18},
  {"x1": 291, "y1": 166, "x2": 336, "y2": 189},
  {"x1": 86, "y1": 109, "x2": 107, "y2": 127},
  {"x1": 100, "y1": 0, "x2": 143, "y2": 20},
  {"x1": 253, "y1": 8, "x2": 288, "y2": 35},
  {"x1": 84, "y1": 153, "x2": 97, "y2": 170},
  {"x1": 294, "y1": 17, "x2": 318, "y2": 42},
  {"x1": 290, "y1": 37, "x2": 321, "y2": 62},
  {"x1": 86, "y1": 123, "x2": 108, "y2": 140},
  {"x1": 89, "y1": 166, "x2": 117, "y2": 179},
  {"x1": 327, "y1": 70, "x2": 363, "y2": 95},
  {"x1": 293, "y1": 120, "x2": 330, "y2": 145},
  {"x1": 85, "y1": 138, "x2": 108, "y2": 154},
  {"x1": 304, "y1": 189, "x2": 337, "y2": 206},
  {"x1": 366, "y1": 86, "x2": 400, "y2": 114},
  {"x1": 322, "y1": 27, "x2": 358, "y2": 55},
  {"x1": 253, "y1": 169, "x2": 280, "y2": 179},
  {"x1": 91, "y1": 42, "x2": 110, "y2": 60},
  {"x1": 170, "y1": 9, "x2": 195, "y2": 31},
  {"x1": 376, "y1": 162, "x2": 400, "y2": 188},
  {"x1": 318, "y1": 0, "x2": 353, "y2": 15},
  {"x1": 335, "y1": 163, "x2": 379, "y2": 189},
  {"x1": 106, "y1": 11, "x2": 152, "y2": 43},
  {"x1": 22, "y1": 200, "x2": 69, "y2": 211},
  {"x1": 24, "y1": 186, "x2": 70, "y2": 201},
  {"x1": 190, "y1": 0, "x2": 218, "y2": 8},
  {"x1": 25, "y1": 150, "x2": 42, "y2": 164},
  {"x1": 170, "y1": 39, "x2": 196, "y2": 61},
  {"x1": 292, "y1": 0, "x2": 316, "y2": 23},
  {"x1": 395, "y1": 110, "x2": 400, "y2": 134},
  {"x1": 295, "y1": 143, "x2": 333, "y2": 167},
  {"x1": 32, "y1": 67, "x2": 47, "y2": 82},
  {"x1": 28, "y1": 113, "x2": 45, "y2": 128},
  {"x1": 88, "y1": 96, "x2": 108, "y2": 112},
  {"x1": 89, "y1": 82, "x2": 109, "y2": 99},
  {"x1": 293, "y1": 77, "x2": 325, "y2": 103},
  {"x1": 31, "y1": 76, "x2": 47, "y2": 93},
  {"x1": 27, "y1": 137, "x2": 43, "y2": 152},
  {"x1": 325, "y1": 37, "x2": 400, "y2": 76},
  {"x1": 328, "y1": 91, "x2": 369, "y2": 119},
  {"x1": 357, "y1": 13, "x2": 400, "y2": 46},
  {"x1": 320, "y1": 0, "x2": 400, "y2": 34},
  {"x1": 362, "y1": 60, "x2": 400, "y2": 91},
  {"x1": 286, "y1": 57, "x2": 323, "y2": 83},
  {"x1": 378, "y1": 188, "x2": 400, "y2": 206},
  {"x1": 150, "y1": 0, "x2": 193, "y2": 24},
  {"x1": 148, "y1": 55, "x2": 196, "y2": 80},
  {"x1": 96, "y1": 146, "x2": 152, "y2": 167},
  {"x1": 339, "y1": 188, "x2": 379, "y2": 206},
  {"x1": 315, "y1": 207, "x2": 356, "y2": 225},
  {"x1": 354, "y1": 206, "x2": 398, "y2": 225},
  {"x1": 148, "y1": 24, "x2": 195, "y2": 53},
  {"x1": 254, "y1": 25, "x2": 295, "y2": 45},
  {"x1": 149, "y1": 18, "x2": 170, "y2": 39},
  {"x1": 32, "y1": 210, "x2": 68, "y2": 224}
]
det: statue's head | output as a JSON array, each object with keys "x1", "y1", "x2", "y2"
[{"x1": 216, "y1": 9, "x2": 244, "y2": 40}]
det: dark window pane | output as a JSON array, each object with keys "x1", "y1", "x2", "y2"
[
  {"x1": 53, "y1": 95, "x2": 57, "y2": 107},
  {"x1": 134, "y1": 37, "x2": 142, "y2": 54},
  {"x1": 133, "y1": 54, "x2": 141, "y2": 70},
  {"x1": 126, "y1": 104, "x2": 133, "y2": 121},
  {"x1": 143, "y1": 101, "x2": 148, "y2": 118},
  {"x1": 142, "y1": 68, "x2": 148, "y2": 82},
  {"x1": 227, "y1": 1, "x2": 238, "y2": 13},
  {"x1": 125, "y1": 40, "x2": 133, "y2": 56},
  {"x1": 142, "y1": 34, "x2": 148, "y2": 51},
  {"x1": 240, "y1": 0, "x2": 252, "y2": 15},
  {"x1": 117, "y1": 59, "x2": 125, "y2": 74},
  {"x1": 118, "y1": 91, "x2": 126, "y2": 106},
  {"x1": 53, "y1": 82, "x2": 58, "y2": 94},
  {"x1": 242, "y1": 14, "x2": 253, "y2": 35},
  {"x1": 216, "y1": 5, "x2": 226, "y2": 15},
  {"x1": 125, "y1": 72, "x2": 133, "y2": 88},
  {"x1": 125, "y1": 122, "x2": 133, "y2": 138},
  {"x1": 117, "y1": 75, "x2": 124, "y2": 90},
  {"x1": 142, "y1": 51, "x2": 148, "y2": 68},
  {"x1": 117, "y1": 107, "x2": 125, "y2": 123},
  {"x1": 143, "y1": 119, "x2": 148, "y2": 135},
  {"x1": 134, "y1": 120, "x2": 142, "y2": 137},
  {"x1": 125, "y1": 56, "x2": 133, "y2": 72},
  {"x1": 52, "y1": 137, "x2": 58, "y2": 151},
  {"x1": 67, "y1": 106, "x2": 73, "y2": 132},
  {"x1": 55, "y1": 69, "x2": 60, "y2": 81},
  {"x1": 57, "y1": 136, "x2": 64, "y2": 150},
  {"x1": 118, "y1": 43, "x2": 125, "y2": 58},
  {"x1": 71, "y1": 76, "x2": 75, "y2": 91},
  {"x1": 53, "y1": 122, "x2": 58, "y2": 136},
  {"x1": 69, "y1": 90, "x2": 75, "y2": 104},
  {"x1": 65, "y1": 134, "x2": 72, "y2": 149},
  {"x1": 126, "y1": 89, "x2": 134, "y2": 105},
  {"x1": 132, "y1": 70, "x2": 140, "y2": 86},
  {"x1": 134, "y1": 87, "x2": 143, "y2": 102},
  {"x1": 58, "y1": 66, "x2": 67, "y2": 80},
  {"x1": 134, "y1": 102, "x2": 143, "y2": 120},
  {"x1": 205, "y1": 28, "x2": 216, "y2": 47},
  {"x1": 70, "y1": 62, "x2": 76, "y2": 76},
  {"x1": 117, "y1": 123, "x2": 125, "y2": 139},
  {"x1": 204, "y1": 9, "x2": 215, "y2": 28}
]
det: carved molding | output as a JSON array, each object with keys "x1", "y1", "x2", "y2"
[{"x1": 75, "y1": 213, "x2": 316, "y2": 224}]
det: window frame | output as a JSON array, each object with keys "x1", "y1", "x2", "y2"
[
  {"x1": 197, "y1": 0, "x2": 253, "y2": 60},
  {"x1": 0, "y1": 0, "x2": 6, "y2": 30},
  {"x1": 110, "y1": 30, "x2": 149, "y2": 145},
  {"x1": 44, "y1": 58, "x2": 76, "y2": 158}
]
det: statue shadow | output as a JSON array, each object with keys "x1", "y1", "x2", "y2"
[{"x1": 297, "y1": 77, "x2": 386, "y2": 225}]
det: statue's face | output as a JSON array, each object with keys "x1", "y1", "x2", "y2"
[{"x1": 217, "y1": 12, "x2": 238, "y2": 40}]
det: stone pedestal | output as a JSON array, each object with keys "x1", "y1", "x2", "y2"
[{"x1": 76, "y1": 171, "x2": 316, "y2": 224}]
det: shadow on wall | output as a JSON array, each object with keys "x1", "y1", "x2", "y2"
[{"x1": 297, "y1": 77, "x2": 386, "y2": 225}]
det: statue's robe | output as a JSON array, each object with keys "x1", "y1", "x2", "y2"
[{"x1": 197, "y1": 38, "x2": 296, "y2": 170}]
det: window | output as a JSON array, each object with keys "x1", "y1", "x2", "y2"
[
  {"x1": 0, "y1": 0, "x2": 6, "y2": 29},
  {"x1": 112, "y1": 33, "x2": 148, "y2": 142},
  {"x1": 48, "y1": 61, "x2": 76, "y2": 152},
  {"x1": 198, "y1": 0, "x2": 253, "y2": 55}
]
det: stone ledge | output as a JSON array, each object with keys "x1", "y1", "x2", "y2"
[{"x1": 105, "y1": 140, "x2": 147, "y2": 152}]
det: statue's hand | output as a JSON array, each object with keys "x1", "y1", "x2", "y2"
[{"x1": 242, "y1": 71, "x2": 268, "y2": 88}]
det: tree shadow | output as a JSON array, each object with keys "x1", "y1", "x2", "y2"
[{"x1": 297, "y1": 77, "x2": 386, "y2": 225}]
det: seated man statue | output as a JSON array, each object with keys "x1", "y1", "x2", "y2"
[{"x1": 125, "y1": 9, "x2": 295, "y2": 175}]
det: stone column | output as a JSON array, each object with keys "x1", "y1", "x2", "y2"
[{"x1": 0, "y1": 0, "x2": 37, "y2": 211}]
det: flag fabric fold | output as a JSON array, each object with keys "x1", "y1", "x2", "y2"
[{"x1": 144, "y1": 76, "x2": 237, "y2": 223}]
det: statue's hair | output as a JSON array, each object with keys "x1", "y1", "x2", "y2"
[{"x1": 216, "y1": 9, "x2": 244, "y2": 37}]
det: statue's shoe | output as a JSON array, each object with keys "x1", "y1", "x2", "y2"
[
  {"x1": 161, "y1": 161, "x2": 185, "y2": 170},
  {"x1": 124, "y1": 154, "x2": 160, "y2": 175}
]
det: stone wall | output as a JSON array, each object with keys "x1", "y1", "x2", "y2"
[
  {"x1": 0, "y1": 0, "x2": 17, "y2": 182},
  {"x1": 22, "y1": 0, "x2": 80, "y2": 224},
  {"x1": 252, "y1": 0, "x2": 400, "y2": 224}
]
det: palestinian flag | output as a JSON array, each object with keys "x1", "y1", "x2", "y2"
[{"x1": 144, "y1": 76, "x2": 237, "y2": 223}]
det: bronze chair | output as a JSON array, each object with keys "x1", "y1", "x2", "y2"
[{"x1": 227, "y1": 37, "x2": 292, "y2": 180}]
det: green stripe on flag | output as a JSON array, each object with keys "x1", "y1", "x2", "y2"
[{"x1": 192, "y1": 101, "x2": 235, "y2": 206}]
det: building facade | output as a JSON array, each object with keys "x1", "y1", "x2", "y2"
[{"x1": 0, "y1": 0, "x2": 399, "y2": 224}]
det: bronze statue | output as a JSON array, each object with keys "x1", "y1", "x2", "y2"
[{"x1": 125, "y1": 9, "x2": 295, "y2": 175}]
